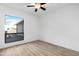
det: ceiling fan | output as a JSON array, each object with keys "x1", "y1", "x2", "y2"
[{"x1": 27, "y1": 3, "x2": 46, "y2": 12}]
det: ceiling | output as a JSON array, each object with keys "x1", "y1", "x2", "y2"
[{"x1": 0, "y1": 3, "x2": 71, "y2": 16}]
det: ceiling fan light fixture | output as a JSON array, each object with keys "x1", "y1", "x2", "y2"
[
  {"x1": 35, "y1": 3, "x2": 41, "y2": 9},
  {"x1": 27, "y1": 3, "x2": 47, "y2": 12}
]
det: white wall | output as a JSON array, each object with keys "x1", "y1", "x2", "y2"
[
  {"x1": 0, "y1": 5, "x2": 39, "y2": 48},
  {"x1": 40, "y1": 4, "x2": 79, "y2": 51}
]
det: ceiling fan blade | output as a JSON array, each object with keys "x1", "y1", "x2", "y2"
[
  {"x1": 40, "y1": 7, "x2": 46, "y2": 11},
  {"x1": 35, "y1": 9, "x2": 38, "y2": 12},
  {"x1": 40, "y1": 3, "x2": 46, "y2": 5},
  {"x1": 27, "y1": 5, "x2": 34, "y2": 7}
]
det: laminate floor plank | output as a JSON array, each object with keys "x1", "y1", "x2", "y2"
[{"x1": 0, "y1": 40, "x2": 79, "y2": 56}]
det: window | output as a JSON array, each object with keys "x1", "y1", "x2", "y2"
[{"x1": 5, "y1": 15, "x2": 24, "y2": 43}]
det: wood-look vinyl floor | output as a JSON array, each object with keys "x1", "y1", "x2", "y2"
[{"x1": 0, "y1": 40, "x2": 79, "y2": 56}]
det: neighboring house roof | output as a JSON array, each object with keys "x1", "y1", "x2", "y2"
[{"x1": 15, "y1": 19, "x2": 24, "y2": 25}]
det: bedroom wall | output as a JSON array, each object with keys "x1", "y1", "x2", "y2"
[
  {"x1": 0, "y1": 5, "x2": 39, "y2": 48},
  {"x1": 40, "y1": 4, "x2": 79, "y2": 51}
]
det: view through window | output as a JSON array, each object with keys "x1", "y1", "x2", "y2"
[{"x1": 5, "y1": 15, "x2": 24, "y2": 43}]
